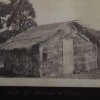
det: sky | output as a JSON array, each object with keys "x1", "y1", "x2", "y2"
[{"x1": 2, "y1": 0, "x2": 100, "y2": 30}]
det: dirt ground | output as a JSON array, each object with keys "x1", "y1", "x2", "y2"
[
  {"x1": 0, "y1": 64, "x2": 100, "y2": 79},
  {"x1": 63, "y1": 74, "x2": 100, "y2": 79}
]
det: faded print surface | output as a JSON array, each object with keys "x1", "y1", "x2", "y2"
[
  {"x1": 0, "y1": 0, "x2": 100, "y2": 87},
  {"x1": 2, "y1": 0, "x2": 100, "y2": 29}
]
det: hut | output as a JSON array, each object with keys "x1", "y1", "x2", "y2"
[{"x1": 0, "y1": 21, "x2": 100, "y2": 77}]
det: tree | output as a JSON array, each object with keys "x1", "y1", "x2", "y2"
[
  {"x1": 0, "y1": 0, "x2": 37, "y2": 43},
  {"x1": 7, "y1": 0, "x2": 37, "y2": 31},
  {"x1": 0, "y1": 0, "x2": 37, "y2": 31}
]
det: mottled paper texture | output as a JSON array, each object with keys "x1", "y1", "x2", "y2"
[{"x1": 0, "y1": 0, "x2": 100, "y2": 87}]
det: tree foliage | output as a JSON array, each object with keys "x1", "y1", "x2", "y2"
[
  {"x1": 0, "y1": 0, "x2": 37, "y2": 43},
  {"x1": 0, "y1": 0, "x2": 37, "y2": 30}
]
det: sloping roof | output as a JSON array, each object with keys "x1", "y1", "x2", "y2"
[
  {"x1": 69, "y1": 21, "x2": 100, "y2": 46},
  {"x1": 0, "y1": 21, "x2": 100, "y2": 50},
  {"x1": 0, "y1": 22, "x2": 67, "y2": 50},
  {"x1": 87, "y1": 28, "x2": 100, "y2": 41},
  {"x1": 81, "y1": 27, "x2": 100, "y2": 46}
]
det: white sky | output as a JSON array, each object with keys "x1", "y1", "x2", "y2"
[{"x1": 2, "y1": 0, "x2": 100, "y2": 30}]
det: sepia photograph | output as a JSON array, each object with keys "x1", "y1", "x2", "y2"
[{"x1": 0, "y1": 0, "x2": 100, "y2": 87}]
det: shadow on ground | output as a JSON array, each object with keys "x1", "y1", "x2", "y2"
[
  {"x1": 0, "y1": 68, "x2": 40, "y2": 78},
  {"x1": 0, "y1": 67, "x2": 100, "y2": 79},
  {"x1": 0, "y1": 68, "x2": 17, "y2": 77}
]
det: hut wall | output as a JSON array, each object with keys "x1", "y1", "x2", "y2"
[
  {"x1": 4, "y1": 47, "x2": 40, "y2": 77},
  {"x1": 97, "y1": 47, "x2": 100, "y2": 68},
  {"x1": 0, "y1": 51, "x2": 4, "y2": 66},
  {"x1": 39, "y1": 33, "x2": 63, "y2": 77},
  {"x1": 39, "y1": 28, "x2": 74, "y2": 77},
  {"x1": 73, "y1": 34, "x2": 97, "y2": 73}
]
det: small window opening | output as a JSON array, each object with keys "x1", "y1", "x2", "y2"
[{"x1": 43, "y1": 53, "x2": 48, "y2": 62}]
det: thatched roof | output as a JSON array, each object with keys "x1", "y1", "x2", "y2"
[
  {"x1": 0, "y1": 21, "x2": 100, "y2": 50},
  {"x1": 87, "y1": 28, "x2": 100, "y2": 41},
  {"x1": 0, "y1": 22, "x2": 67, "y2": 50}
]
